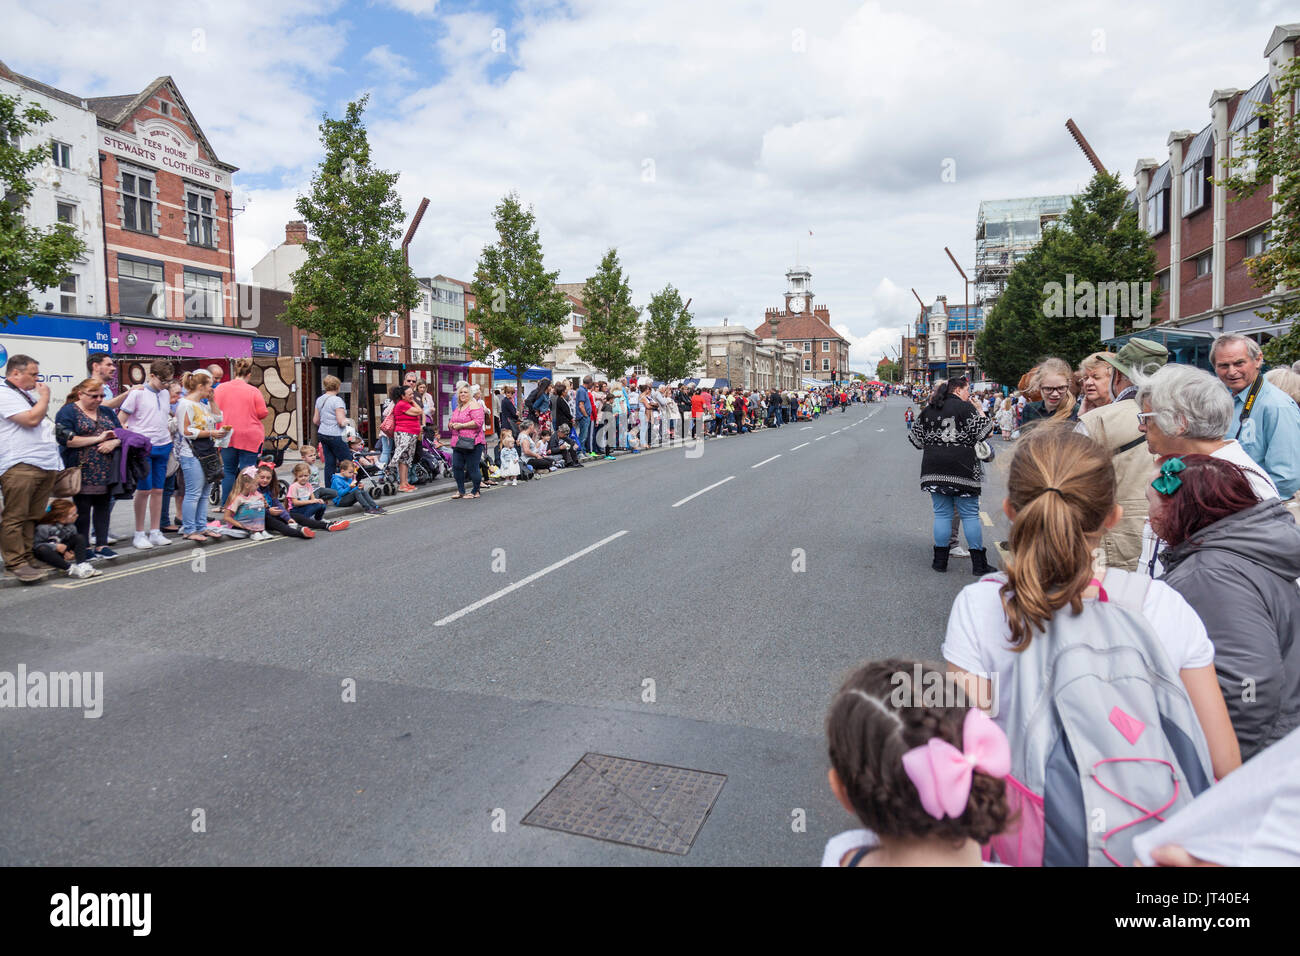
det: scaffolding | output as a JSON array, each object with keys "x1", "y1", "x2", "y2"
[{"x1": 975, "y1": 195, "x2": 1073, "y2": 309}]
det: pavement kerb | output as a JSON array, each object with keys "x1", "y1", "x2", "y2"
[
  {"x1": 2, "y1": 405, "x2": 883, "y2": 590},
  {"x1": 1, "y1": 420, "x2": 810, "y2": 590}
]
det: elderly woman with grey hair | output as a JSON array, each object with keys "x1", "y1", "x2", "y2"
[{"x1": 1134, "y1": 363, "x2": 1279, "y2": 576}]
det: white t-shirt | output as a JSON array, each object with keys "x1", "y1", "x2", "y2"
[
  {"x1": 0, "y1": 383, "x2": 63, "y2": 475},
  {"x1": 120, "y1": 385, "x2": 172, "y2": 446},
  {"x1": 942, "y1": 569, "x2": 1214, "y2": 730}
]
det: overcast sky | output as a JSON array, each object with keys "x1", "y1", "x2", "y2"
[{"x1": 4, "y1": 0, "x2": 1294, "y2": 372}]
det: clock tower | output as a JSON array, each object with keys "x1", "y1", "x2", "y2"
[{"x1": 784, "y1": 267, "x2": 813, "y2": 314}]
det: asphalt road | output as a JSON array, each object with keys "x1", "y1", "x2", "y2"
[{"x1": 0, "y1": 397, "x2": 1013, "y2": 865}]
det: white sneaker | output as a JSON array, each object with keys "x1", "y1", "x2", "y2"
[
  {"x1": 104, "y1": 535, "x2": 118, "y2": 545},
  {"x1": 68, "y1": 563, "x2": 102, "y2": 579},
  {"x1": 132, "y1": 532, "x2": 153, "y2": 550},
  {"x1": 950, "y1": 545, "x2": 971, "y2": 558},
  {"x1": 148, "y1": 530, "x2": 172, "y2": 547}
]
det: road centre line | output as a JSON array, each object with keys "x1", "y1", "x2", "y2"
[
  {"x1": 790, "y1": 442, "x2": 809, "y2": 450},
  {"x1": 800, "y1": 426, "x2": 812, "y2": 430},
  {"x1": 671, "y1": 475, "x2": 736, "y2": 508},
  {"x1": 434, "y1": 529, "x2": 630, "y2": 626},
  {"x1": 980, "y1": 511, "x2": 993, "y2": 527},
  {"x1": 751, "y1": 455, "x2": 781, "y2": 469},
  {"x1": 815, "y1": 435, "x2": 827, "y2": 441}
]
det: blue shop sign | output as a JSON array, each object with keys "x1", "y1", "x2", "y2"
[
  {"x1": 6, "y1": 314, "x2": 111, "y2": 352},
  {"x1": 251, "y1": 336, "x2": 280, "y2": 356}
]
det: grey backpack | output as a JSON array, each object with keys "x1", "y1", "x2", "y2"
[{"x1": 989, "y1": 570, "x2": 1215, "y2": 866}]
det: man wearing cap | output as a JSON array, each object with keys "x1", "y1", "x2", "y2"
[
  {"x1": 1076, "y1": 338, "x2": 1169, "y2": 571},
  {"x1": 1212, "y1": 334, "x2": 1300, "y2": 499}
]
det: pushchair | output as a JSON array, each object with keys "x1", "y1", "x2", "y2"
[
  {"x1": 351, "y1": 447, "x2": 394, "y2": 498},
  {"x1": 419, "y1": 430, "x2": 450, "y2": 481}
]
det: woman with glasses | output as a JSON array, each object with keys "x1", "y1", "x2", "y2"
[{"x1": 1018, "y1": 358, "x2": 1078, "y2": 429}]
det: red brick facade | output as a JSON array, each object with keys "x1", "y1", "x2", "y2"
[
  {"x1": 754, "y1": 306, "x2": 850, "y2": 381},
  {"x1": 93, "y1": 79, "x2": 239, "y2": 328}
]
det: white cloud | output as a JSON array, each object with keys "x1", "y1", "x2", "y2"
[{"x1": 362, "y1": 45, "x2": 416, "y2": 83}]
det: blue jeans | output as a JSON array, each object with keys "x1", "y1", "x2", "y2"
[
  {"x1": 179, "y1": 454, "x2": 211, "y2": 535},
  {"x1": 379, "y1": 434, "x2": 393, "y2": 467},
  {"x1": 931, "y1": 493, "x2": 982, "y2": 549},
  {"x1": 320, "y1": 434, "x2": 351, "y2": 488},
  {"x1": 576, "y1": 417, "x2": 591, "y2": 454},
  {"x1": 220, "y1": 447, "x2": 260, "y2": 507}
]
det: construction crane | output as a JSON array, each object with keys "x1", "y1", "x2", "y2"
[{"x1": 1066, "y1": 119, "x2": 1106, "y2": 175}]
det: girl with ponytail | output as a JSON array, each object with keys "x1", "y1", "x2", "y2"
[{"x1": 940, "y1": 423, "x2": 1241, "y2": 778}]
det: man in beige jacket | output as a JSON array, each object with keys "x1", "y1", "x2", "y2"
[{"x1": 1076, "y1": 339, "x2": 1169, "y2": 571}]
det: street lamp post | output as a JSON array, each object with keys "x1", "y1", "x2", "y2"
[{"x1": 944, "y1": 246, "x2": 974, "y2": 381}]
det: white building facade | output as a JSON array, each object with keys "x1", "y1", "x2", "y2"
[{"x1": 0, "y1": 63, "x2": 106, "y2": 318}]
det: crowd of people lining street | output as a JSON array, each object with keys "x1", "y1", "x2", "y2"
[
  {"x1": 7, "y1": 334, "x2": 1298, "y2": 866},
  {"x1": 820, "y1": 333, "x2": 1299, "y2": 866},
  {"x1": 0, "y1": 351, "x2": 879, "y2": 583}
]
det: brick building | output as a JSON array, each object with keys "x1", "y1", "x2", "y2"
[
  {"x1": 1130, "y1": 23, "x2": 1300, "y2": 359},
  {"x1": 89, "y1": 76, "x2": 247, "y2": 373},
  {"x1": 752, "y1": 267, "x2": 850, "y2": 383}
]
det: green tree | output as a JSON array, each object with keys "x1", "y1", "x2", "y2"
[
  {"x1": 640, "y1": 284, "x2": 699, "y2": 381},
  {"x1": 974, "y1": 171, "x2": 1159, "y2": 384},
  {"x1": 465, "y1": 192, "x2": 571, "y2": 396},
  {"x1": 283, "y1": 96, "x2": 419, "y2": 358},
  {"x1": 875, "y1": 358, "x2": 901, "y2": 383},
  {"x1": 1221, "y1": 54, "x2": 1300, "y2": 364},
  {"x1": 576, "y1": 248, "x2": 640, "y2": 380},
  {"x1": 0, "y1": 93, "x2": 88, "y2": 324}
]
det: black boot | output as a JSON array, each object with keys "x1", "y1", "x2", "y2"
[
  {"x1": 970, "y1": 548, "x2": 996, "y2": 576},
  {"x1": 931, "y1": 546, "x2": 950, "y2": 572}
]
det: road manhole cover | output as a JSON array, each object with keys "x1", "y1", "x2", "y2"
[{"x1": 522, "y1": 753, "x2": 726, "y2": 855}]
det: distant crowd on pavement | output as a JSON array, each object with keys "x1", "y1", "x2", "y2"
[
  {"x1": 0, "y1": 349, "x2": 882, "y2": 583},
  {"x1": 823, "y1": 334, "x2": 1300, "y2": 866}
]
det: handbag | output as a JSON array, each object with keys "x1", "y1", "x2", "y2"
[
  {"x1": 380, "y1": 406, "x2": 396, "y2": 439},
  {"x1": 974, "y1": 439, "x2": 995, "y2": 463},
  {"x1": 191, "y1": 437, "x2": 224, "y2": 484},
  {"x1": 453, "y1": 433, "x2": 477, "y2": 452},
  {"x1": 52, "y1": 466, "x2": 82, "y2": 497}
]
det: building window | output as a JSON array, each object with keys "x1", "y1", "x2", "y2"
[
  {"x1": 950, "y1": 340, "x2": 960, "y2": 356},
  {"x1": 803, "y1": 341, "x2": 810, "y2": 352},
  {"x1": 186, "y1": 190, "x2": 216, "y2": 247},
  {"x1": 121, "y1": 170, "x2": 155, "y2": 234},
  {"x1": 159, "y1": 101, "x2": 170, "y2": 116},
  {"x1": 1156, "y1": 270, "x2": 1170, "y2": 293},
  {"x1": 1245, "y1": 229, "x2": 1270, "y2": 258},
  {"x1": 803, "y1": 359, "x2": 811, "y2": 371},
  {"x1": 1230, "y1": 116, "x2": 1268, "y2": 181},
  {"x1": 1183, "y1": 158, "x2": 1211, "y2": 216},
  {"x1": 60, "y1": 275, "x2": 77, "y2": 313},
  {"x1": 1146, "y1": 188, "x2": 1168, "y2": 236},
  {"x1": 822, "y1": 358, "x2": 830, "y2": 371},
  {"x1": 822, "y1": 340, "x2": 830, "y2": 352},
  {"x1": 56, "y1": 201, "x2": 76, "y2": 225},
  {"x1": 183, "y1": 270, "x2": 223, "y2": 323},
  {"x1": 385, "y1": 314, "x2": 398, "y2": 336},
  {"x1": 51, "y1": 141, "x2": 71, "y2": 168},
  {"x1": 118, "y1": 257, "x2": 164, "y2": 317},
  {"x1": 1194, "y1": 252, "x2": 1212, "y2": 278}
]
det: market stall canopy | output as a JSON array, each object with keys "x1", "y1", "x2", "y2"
[
  {"x1": 683, "y1": 378, "x2": 731, "y2": 389},
  {"x1": 492, "y1": 365, "x2": 552, "y2": 381}
]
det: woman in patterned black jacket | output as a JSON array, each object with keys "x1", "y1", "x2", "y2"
[{"x1": 908, "y1": 376, "x2": 996, "y2": 575}]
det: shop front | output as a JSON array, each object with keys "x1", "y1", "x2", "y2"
[
  {"x1": 111, "y1": 319, "x2": 256, "y2": 388},
  {"x1": 0, "y1": 314, "x2": 112, "y2": 417}
]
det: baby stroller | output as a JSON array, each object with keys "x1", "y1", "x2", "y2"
[
  {"x1": 353, "y1": 448, "x2": 394, "y2": 498},
  {"x1": 419, "y1": 431, "x2": 450, "y2": 480}
]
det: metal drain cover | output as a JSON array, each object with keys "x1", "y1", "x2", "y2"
[{"x1": 522, "y1": 753, "x2": 726, "y2": 855}]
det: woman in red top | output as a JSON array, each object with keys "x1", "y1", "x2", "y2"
[
  {"x1": 392, "y1": 385, "x2": 423, "y2": 492},
  {"x1": 690, "y1": 388, "x2": 707, "y2": 443}
]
